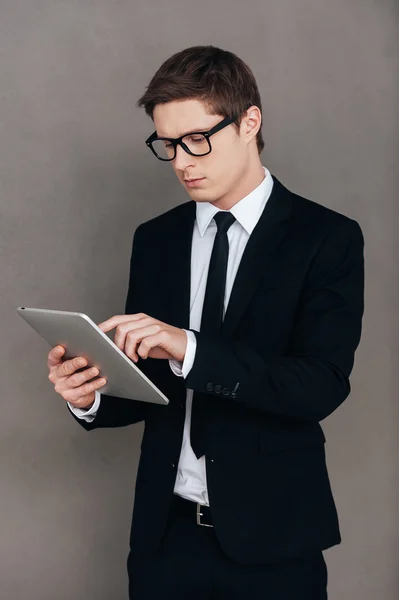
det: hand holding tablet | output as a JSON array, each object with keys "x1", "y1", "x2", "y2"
[
  {"x1": 17, "y1": 308, "x2": 170, "y2": 406},
  {"x1": 47, "y1": 345, "x2": 107, "y2": 410}
]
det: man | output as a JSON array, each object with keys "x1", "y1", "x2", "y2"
[{"x1": 48, "y1": 45, "x2": 365, "y2": 599}]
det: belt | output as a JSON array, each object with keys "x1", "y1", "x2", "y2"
[{"x1": 171, "y1": 494, "x2": 214, "y2": 528}]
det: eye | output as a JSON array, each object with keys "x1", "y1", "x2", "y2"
[{"x1": 187, "y1": 136, "x2": 205, "y2": 143}]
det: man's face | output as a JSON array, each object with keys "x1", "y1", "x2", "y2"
[{"x1": 152, "y1": 99, "x2": 251, "y2": 208}]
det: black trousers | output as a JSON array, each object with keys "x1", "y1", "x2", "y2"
[{"x1": 128, "y1": 498, "x2": 328, "y2": 600}]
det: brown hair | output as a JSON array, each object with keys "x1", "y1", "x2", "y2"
[{"x1": 136, "y1": 45, "x2": 264, "y2": 154}]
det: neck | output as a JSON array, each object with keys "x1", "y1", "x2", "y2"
[{"x1": 211, "y1": 160, "x2": 265, "y2": 211}]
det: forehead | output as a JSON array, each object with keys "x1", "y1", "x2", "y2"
[{"x1": 153, "y1": 99, "x2": 221, "y2": 138}]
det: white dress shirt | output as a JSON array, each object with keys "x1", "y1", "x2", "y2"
[{"x1": 68, "y1": 166, "x2": 274, "y2": 506}]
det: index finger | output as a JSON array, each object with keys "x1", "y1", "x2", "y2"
[
  {"x1": 98, "y1": 314, "x2": 143, "y2": 333},
  {"x1": 47, "y1": 345, "x2": 65, "y2": 368}
]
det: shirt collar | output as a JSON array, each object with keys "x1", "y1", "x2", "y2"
[{"x1": 195, "y1": 166, "x2": 274, "y2": 237}]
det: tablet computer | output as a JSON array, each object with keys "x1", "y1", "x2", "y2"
[{"x1": 17, "y1": 307, "x2": 169, "y2": 405}]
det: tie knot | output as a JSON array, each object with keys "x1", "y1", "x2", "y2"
[{"x1": 213, "y1": 211, "x2": 236, "y2": 234}]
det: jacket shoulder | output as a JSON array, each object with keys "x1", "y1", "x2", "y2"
[
  {"x1": 285, "y1": 184, "x2": 363, "y2": 245},
  {"x1": 135, "y1": 200, "x2": 194, "y2": 236},
  {"x1": 290, "y1": 189, "x2": 357, "y2": 226}
]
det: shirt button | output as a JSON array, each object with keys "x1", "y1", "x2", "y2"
[
  {"x1": 222, "y1": 387, "x2": 230, "y2": 396},
  {"x1": 214, "y1": 384, "x2": 222, "y2": 393},
  {"x1": 206, "y1": 382, "x2": 214, "y2": 392}
]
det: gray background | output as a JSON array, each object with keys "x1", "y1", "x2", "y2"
[{"x1": 1, "y1": 1, "x2": 397, "y2": 598}]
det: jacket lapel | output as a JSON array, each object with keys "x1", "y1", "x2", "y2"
[
  {"x1": 222, "y1": 176, "x2": 293, "y2": 337},
  {"x1": 166, "y1": 201, "x2": 196, "y2": 331},
  {"x1": 165, "y1": 175, "x2": 293, "y2": 338}
]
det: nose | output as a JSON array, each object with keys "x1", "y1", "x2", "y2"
[{"x1": 173, "y1": 143, "x2": 196, "y2": 172}]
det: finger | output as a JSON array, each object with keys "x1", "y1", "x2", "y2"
[
  {"x1": 136, "y1": 330, "x2": 167, "y2": 360},
  {"x1": 47, "y1": 345, "x2": 66, "y2": 369},
  {"x1": 59, "y1": 356, "x2": 88, "y2": 378},
  {"x1": 98, "y1": 314, "x2": 145, "y2": 333},
  {"x1": 113, "y1": 315, "x2": 150, "y2": 351},
  {"x1": 68, "y1": 366, "x2": 100, "y2": 388},
  {"x1": 124, "y1": 325, "x2": 162, "y2": 361},
  {"x1": 64, "y1": 377, "x2": 107, "y2": 402}
]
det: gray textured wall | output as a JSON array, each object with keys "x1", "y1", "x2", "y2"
[{"x1": 1, "y1": 1, "x2": 398, "y2": 598}]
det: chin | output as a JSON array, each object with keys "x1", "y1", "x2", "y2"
[{"x1": 187, "y1": 189, "x2": 208, "y2": 200}]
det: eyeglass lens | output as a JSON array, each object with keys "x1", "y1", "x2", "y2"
[{"x1": 152, "y1": 134, "x2": 210, "y2": 160}]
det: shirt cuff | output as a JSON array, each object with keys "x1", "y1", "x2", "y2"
[
  {"x1": 169, "y1": 329, "x2": 197, "y2": 378},
  {"x1": 67, "y1": 390, "x2": 101, "y2": 423}
]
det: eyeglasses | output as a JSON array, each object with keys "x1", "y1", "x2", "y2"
[{"x1": 145, "y1": 115, "x2": 238, "y2": 161}]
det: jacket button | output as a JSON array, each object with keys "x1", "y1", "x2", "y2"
[
  {"x1": 214, "y1": 384, "x2": 222, "y2": 393},
  {"x1": 222, "y1": 387, "x2": 230, "y2": 396},
  {"x1": 206, "y1": 382, "x2": 214, "y2": 392}
]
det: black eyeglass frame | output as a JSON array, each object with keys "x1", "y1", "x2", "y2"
[{"x1": 145, "y1": 114, "x2": 238, "y2": 161}]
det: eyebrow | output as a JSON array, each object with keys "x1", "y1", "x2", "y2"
[{"x1": 157, "y1": 126, "x2": 208, "y2": 139}]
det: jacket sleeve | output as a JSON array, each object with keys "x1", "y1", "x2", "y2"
[
  {"x1": 68, "y1": 224, "x2": 150, "y2": 432},
  {"x1": 184, "y1": 219, "x2": 365, "y2": 422}
]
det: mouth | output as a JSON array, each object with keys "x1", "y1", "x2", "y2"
[{"x1": 184, "y1": 177, "x2": 205, "y2": 187}]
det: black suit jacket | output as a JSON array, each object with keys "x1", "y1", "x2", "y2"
[{"x1": 70, "y1": 175, "x2": 365, "y2": 565}]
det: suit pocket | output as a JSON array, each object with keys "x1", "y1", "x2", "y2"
[{"x1": 258, "y1": 426, "x2": 326, "y2": 455}]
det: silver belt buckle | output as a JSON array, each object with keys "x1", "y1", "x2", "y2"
[{"x1": 196, "y1": 502, "x2": 213, "y2": 527}]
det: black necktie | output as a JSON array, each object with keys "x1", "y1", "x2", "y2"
[{"x1": 190, "y1": 211, "x2": 236, "y2": 459}]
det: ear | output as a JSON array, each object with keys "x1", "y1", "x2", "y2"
[{"x1": 240, "y1": 106, "x2": 262, "y2": 145}]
